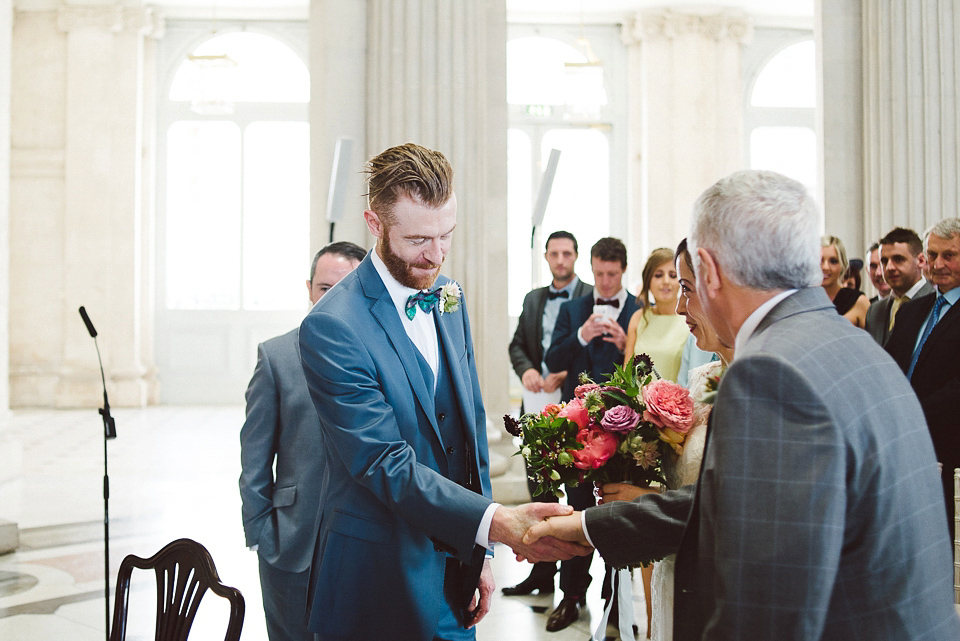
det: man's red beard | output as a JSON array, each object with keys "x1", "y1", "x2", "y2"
[{"x1": 381, "y1": 231, "x2": 443, "y2": 290}]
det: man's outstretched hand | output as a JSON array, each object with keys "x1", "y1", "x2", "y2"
[
  {"x1": 489, "y1": 503, "x2": 593, "y2": 563},
  {"x1": 521, "y1": 511, "x2": 591, "y2": 559}
]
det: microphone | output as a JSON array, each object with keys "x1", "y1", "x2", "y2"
[
  {"x1": 79, "y1": 306, "x2": 98, "y2": 338},
  {"x1": 78, "y1": 306, "x2": 116, "y2": 439}
]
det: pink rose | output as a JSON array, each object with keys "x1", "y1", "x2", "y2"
[
  {"x1": 557, "y1": 398, "x2": 589, "y2": 429},
  {"x1": 642, "y1": 379, "x2": 694, "y2": 435},
  {"x1": 600, "y1": 404, "x2": 641, "y2": 434},
  {"x1": 571, "y1": 427, "x2": 619, "y2": 470},
  {"x1": 574, "y1": 383, "x2": 601, "y2": 399}
]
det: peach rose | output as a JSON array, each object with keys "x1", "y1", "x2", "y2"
[{"x1": 642, "y1": 379, "x2": 694, "y2": 435}]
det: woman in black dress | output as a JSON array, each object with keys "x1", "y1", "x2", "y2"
[{"x1": 821, "y1": 235, "x2": 869, "y2": 327}]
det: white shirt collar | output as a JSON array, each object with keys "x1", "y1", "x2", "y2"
[
  {"x1": 733, "y1": 289, "x2": 797, "y2": 360},
  {"x1": 903, "y1": 278, "x2": 927, "y2": 300},
  {"x1": 371, "y1": 247, "x2": 427, "y2": 321}
]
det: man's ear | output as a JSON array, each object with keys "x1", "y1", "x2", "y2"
[
  {"x1": 363, "y1": 210, "x2": 384, "y2": 239},
  {"x1": 916, "y1": 250, "x2": 927, "y2": 270},
  {"x1": 696, "y1": 247, "x2": 722, "y2": 299}
]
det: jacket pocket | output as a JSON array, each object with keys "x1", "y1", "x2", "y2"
[{"x1": 328, "y1": 508, "x2": 393, "y2": 544}]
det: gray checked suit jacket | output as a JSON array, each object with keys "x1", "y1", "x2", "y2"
[
  {"x1": 240, "y1": 328, "x2": 323, "y2": 573},
  {"x1": 864, "y1": 280, "x2": 933, "y2": 345},
  {"x1": 586, "y1": 286, "x2": 959, "y2": 640}
]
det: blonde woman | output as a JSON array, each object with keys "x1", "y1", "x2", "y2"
[
  {"x1": 821, "y1": 235, "x2": 869, "y2": 327},
  {"x1": 623, "y1": 248, "x2": 688, "y2": 380}
]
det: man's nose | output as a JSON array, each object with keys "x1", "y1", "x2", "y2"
[{"x1": 424, "y1": 239, "x2": 444, "y2": 263}]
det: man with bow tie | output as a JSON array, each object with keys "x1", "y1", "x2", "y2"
[
  {"x1": 538, "y1": 236, "x2": 639, "y2": 631},
  {"x1": 501, "y1": 231, "x2": 593, "y2": 604},
  {"x1": 299, "y1": 143, "x2": 586, "y2": 641}
]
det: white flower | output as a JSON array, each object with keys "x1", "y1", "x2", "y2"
[{"x1": 439, "y1": 281, "x2": 461, "y2": 315}]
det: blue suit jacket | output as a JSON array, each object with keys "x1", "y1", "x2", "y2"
[
  {"x1": 239, "y1": 328, "x2": 323, "y2": 574},
  {"x1": 299, "y1": 254, "x2": 493, "y2": 640},
  {"x1": 544, "y1": 292, "x2": 640, "y2": 401}
]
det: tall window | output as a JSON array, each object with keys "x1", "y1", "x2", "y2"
[
  {"x1": 164, "y1": 31, "x2": 310, "y2": 311},
  {"x1": 746, "y1": 39, "x2": 817, "y2": 195},
  {"x1": 507, "y1": 29, "x2": 622, "y2": 316}
]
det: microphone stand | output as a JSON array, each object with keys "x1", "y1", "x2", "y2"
[{"x1": 79, "y1": 307, "x2": 116, "y2": 641}]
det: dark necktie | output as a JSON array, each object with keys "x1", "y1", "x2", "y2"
[
  {"x1": 596, "y1": 297, "x2": 620, "y2": 308},
  {"x1": 547, "y1": 290, "x2": 569, "y2": 300},
  {"x1": 907, "y1": 295, "x2": 947, "y2": 379},
  {"x1": 405, "y1": 289, "x2": 441, "y2": 320}
]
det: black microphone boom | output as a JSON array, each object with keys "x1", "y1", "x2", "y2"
[{"x1": 78, "y1": 305, "x2": 115, "y2": 641}]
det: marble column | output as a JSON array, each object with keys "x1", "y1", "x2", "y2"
[
  {"x1": 860, "y1": 0, "x2": 959, "y2": 242},
  {"x1": 818, "y1": 0, "x2": 863, "y2": 248},
  {"x1": 0, "y1": 0, "x2": 11, "y2": 415},
  {"x1": 621, "y1": 10, "x2": 752, "y2": 258},
  {"x1": 363, "y1": 0, "x2": 509, "y2": 415},
  {"x1": 309, "y1": 0, "x2": 369, "y2": 251},
  {"x1": 10, "y1": 3, "x2": 161, "y2": 407}
]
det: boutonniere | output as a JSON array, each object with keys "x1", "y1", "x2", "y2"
[{"x1": 438, "y1": 281, "x2": 461, "y2": 315}]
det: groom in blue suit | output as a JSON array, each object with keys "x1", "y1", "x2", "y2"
[{"x1": 300, "y1": 143, "x2": 588, "y2": 641}]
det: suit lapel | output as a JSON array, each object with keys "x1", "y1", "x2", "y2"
[
  {"x1": 360, "y1": 260, "x2": 442, "y2": 445},
  {"x1": 435, "y1": 300, "x2": 478, "y2": 448},
  {"x1": 914, "y1": 293, "x2": 960, "y2": 370}
]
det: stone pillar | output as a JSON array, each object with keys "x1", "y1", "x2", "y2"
[
  {"x1": 309, "y1": 0, "x2": 369, "y2": 251},
  {"x1": 10, "y1": 3, "x2": 161, "y2": 407},
  {"x1": 621, "y1": 10, "x2": 752, "y2": 257},
  {"x1": 859, "y1": 0, "x2": 959, "y2": 242},
  {"x1": 0, "y1": 0, "x2": 11, "y2": 415},
  {"x1": 819, "y1": 0, "x2": 864, "y2": 252},
  {"x1": 365, "y1": 0, "x2": 509, "y2": 416}
]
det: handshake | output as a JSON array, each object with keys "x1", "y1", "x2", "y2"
[{"x1": 488, "y1": 502, "x2": 595, "y2": 563}]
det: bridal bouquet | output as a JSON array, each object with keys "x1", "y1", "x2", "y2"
[{"x1": 504, "y1": 354, "x2": 695, "y2": 498}]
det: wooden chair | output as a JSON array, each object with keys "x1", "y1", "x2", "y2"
[{"x1": 109, "y1": 538, "x2": 244, "y2": 641}]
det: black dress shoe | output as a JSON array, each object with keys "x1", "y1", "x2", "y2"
[
  {"x1": 501, "y1": 575, "x2": 555, "y2": 596},
  {"x1": 546, "y1": 596, "x2": 582, "y2": 632}
]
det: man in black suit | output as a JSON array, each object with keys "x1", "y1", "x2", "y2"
[
  {"x1": 502, "y1": 231, "x2": 593, "y2": 600},
  {"x1": 540, "y1": 237, "x2": 640, "y2": 631},
  {"x1": 886, "y1": 218, "x2": 960, "y2": 541},
  {"x1": 865, "y1": 227, "x2": 931, "y2": 345}
]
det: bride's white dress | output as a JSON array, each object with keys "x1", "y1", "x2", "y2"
[{"x1": 649, "y1": 360, "x2": 721, "y2": 641}]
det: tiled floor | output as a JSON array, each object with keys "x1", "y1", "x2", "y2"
[{"x1": 0, "y1": 407, "x2": 646, "y2": 641}]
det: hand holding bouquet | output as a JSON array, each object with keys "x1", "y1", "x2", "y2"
[{"x1": 504, "y1": 354, "x2": 694, "y2": 498}]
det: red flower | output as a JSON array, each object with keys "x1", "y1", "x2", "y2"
[
  {"x1": 557, "y1": 398, "x2": 589, "y2": 429},
  {"x1": 574, "y1": 383, "x2": 601, "y2": 399},
  {"x1": 571, "y1": 427, "x2": 619, "y2": 470},
  {"x1": 541, "y1": 403, "x2": 563, "y2": 417},
  {"x1": 642, "y1": 379, "x2": 694, "y2": 435}
]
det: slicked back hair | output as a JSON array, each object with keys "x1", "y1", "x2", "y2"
[
  {"x1": 689, "y1": 170, "x2": 821, "y2": 291},
  {"x1": 365, "y1": 143, "x2": 453, "y2": 224}
]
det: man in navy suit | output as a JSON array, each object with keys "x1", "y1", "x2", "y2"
[
  {"x1": 239, "y1": 241, "x2": 365, "y2": 641},
  {"x1": 299, "y1": 143, "x2": 587, "y2": 641},
  {"x1": 541, "y1": 237, "x2": 640, "y2": 631}
]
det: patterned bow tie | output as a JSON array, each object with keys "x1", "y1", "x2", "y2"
[
  {"x1": 405, "y1": 289, "x2": 441, "y2": 320},
  {"x1": 596, "y1": 297, "x2": 620, "y2": 308},
  {"x1": 547, "y1": 290, "x2": 569, "y2": 300}
]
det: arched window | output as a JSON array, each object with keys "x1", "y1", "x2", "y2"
[
  {"x1": 506, "y1": 29, "x2": 623, "y2": 316},
  {"x1": 745, "y1": 39, "x2": 817, "y2": 196},
  {"x1": 163, "y1": 31, "x2": 310, "y2": 311},
  {"x1": 156, "y1": 24, "x2": 310, "y2": 403}
]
